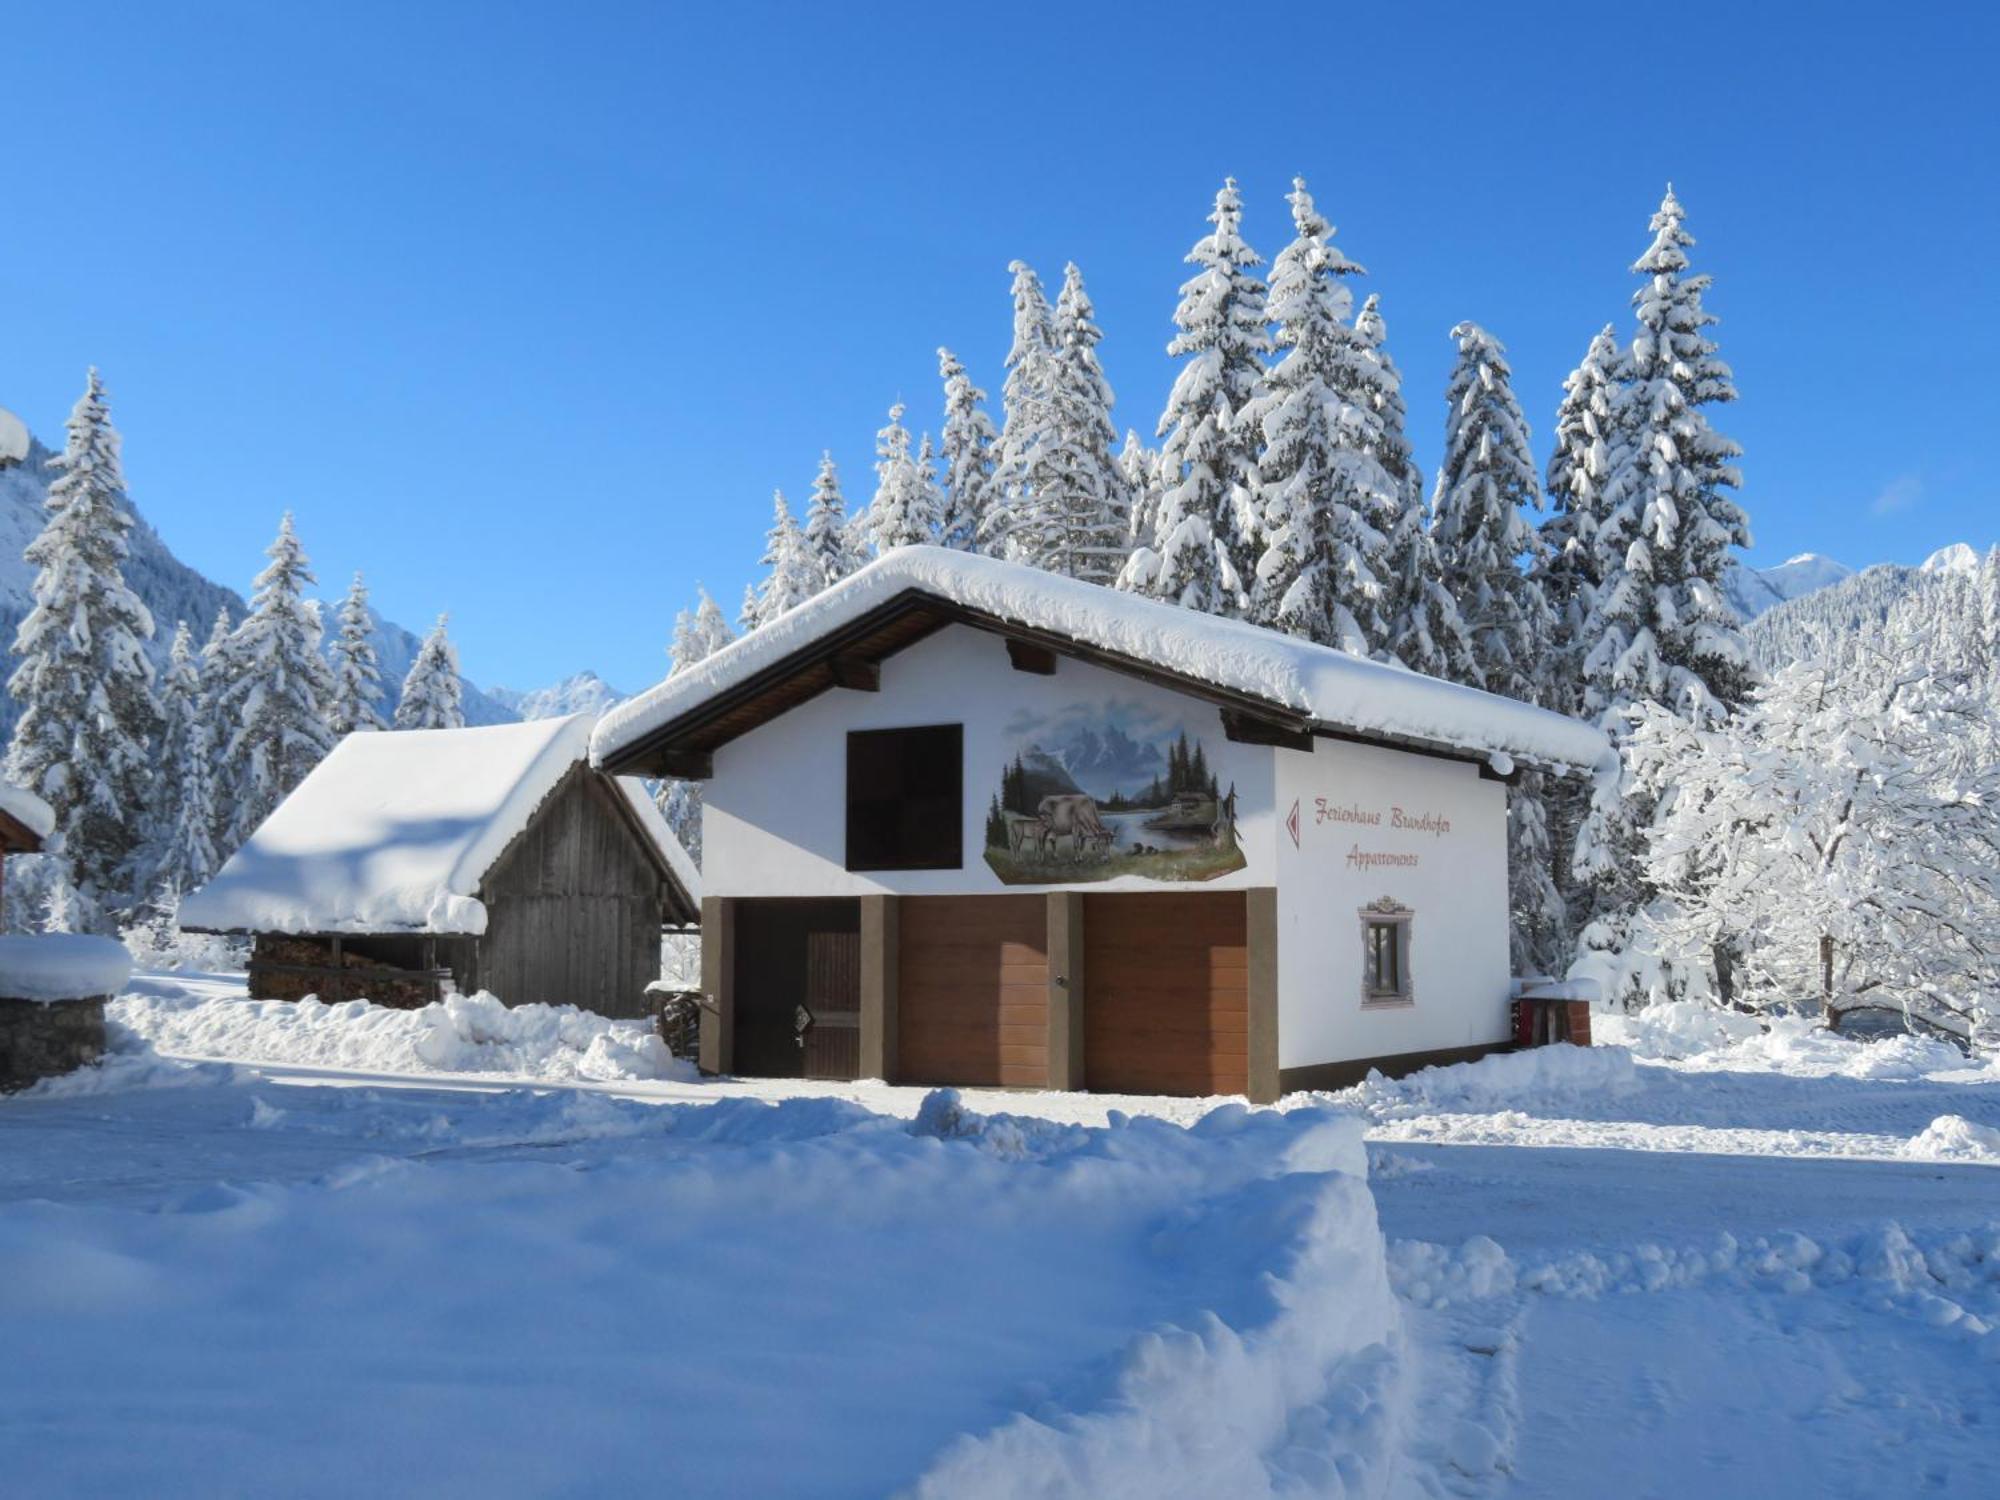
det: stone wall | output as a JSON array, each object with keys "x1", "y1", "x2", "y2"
[{"x1": 0, "y1": 996, "x2": 107, "y2": 1091}]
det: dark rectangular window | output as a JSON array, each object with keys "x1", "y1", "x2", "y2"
[
  {"x1": 845, "y1": 724, "x2": 963, "y2": 871},
  {"x1": 1366, "y1": 921, "x2": 1402, "y2": 997}
]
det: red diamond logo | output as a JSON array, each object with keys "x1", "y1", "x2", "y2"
[{"x1": 1285, "y1": 798, "x2": 1301, "y2": 849}]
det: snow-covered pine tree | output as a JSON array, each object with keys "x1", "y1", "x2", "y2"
[
  {"x1": 803, "y1": 452, "x2": 866, "y2": 590},
  {"x1": 1429, "y1": 322, "x2": 1552, "y2": 701},
  {"x1": 1120, "y1": 179, "x2": 1269, "y2": 613},
  {"x1": 1429, "y1": 323, "x2": 1565, "y2": 972},
  {"x1": 394, "y1": 614, "x2": 465, "y2": 731},
  {"x1": 655, "y1": 587, "x2": 737, "y2": 865},
  {"x1": 198, "y1": 604, "x2": 238, "y2": 853},
  {"x1": 325, "y1": 571, "x2": 389, "y2": 736},
  {"x1": 1572, "y1": 188, "x2": 1754, "y2": 983},
  {"x1": 4, "y1": 368, "x2": 163, "y2": 911},
  {"x1": 1242, "y1": 179, "x2": 1392, "y2": 652},
  {"x1": 214, "y1": 514, "x2": 339, "y2": 850},
  {"x1": 1537, "y1": 327, "x2": 1622, "y2": 717},
  {"x1": 1014, "y1": 262, "x2": 1132, "y2": 583},
  {"x1": 984, "y1": 260, "x2": 1062, "y2": 560},
  {"x1": 1353, "y1": 296, "x2": 1470, "y2": 680},
  {"x1": 146, "y1": 620, "x2": 219, "y2": 904},
  {"x1": 936, "y1": 348, "x2": 998, "y2": 552},
  {"x1": 737, "y1": 582, "x2": 761, "y2": 634},
  {"x1": 1118, "y1": 429, "x2": 1162, "y2": 552},
  {"x1": 754, "y1": 490, "x2": 820, "y2": 625},
  {"x1": 868, "y1": 403, "x2": 941, "y2": 551}
]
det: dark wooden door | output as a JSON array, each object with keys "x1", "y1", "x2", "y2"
[
  {"x1": 801, "y1": 930, "x2": 862, "y2": 1080},
  {"x1": 1084, "y1": 891, "x2": 1248, "y2": 1097},
  {"x1": 732, "y1": 899, "x2": 862, "y2": 1080}
]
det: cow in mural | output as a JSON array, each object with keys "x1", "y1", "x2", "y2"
[
  {"x1": 1037, "y1": 793, "x2": 1112, "y2": 861},
  {"x1": 1000, "y1": 809, "x2": 1054, "y2": 858}
]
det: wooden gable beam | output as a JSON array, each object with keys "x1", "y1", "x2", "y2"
[
  {"x1": 1005, "y1": 638, "x2": 1058, "y2": 675},
  {"x1": 828, "y1": 654, "x2": 881, "y2": 692},
  {"x1": 1221, "y1": 709, "x2": 1315, "y2": 753}
]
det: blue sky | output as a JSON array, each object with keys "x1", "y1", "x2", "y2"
[{"x1": 1, "y1": 2, "x2": 1993, "y2": 695}]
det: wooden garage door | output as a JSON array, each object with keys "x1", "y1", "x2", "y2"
[
  {"x1": 898, "y1": 895, "x2": 1049, "y2": 1088},
  {"x1": 1084, "y1": 891, "x2": 1247, "y2": 1097}
]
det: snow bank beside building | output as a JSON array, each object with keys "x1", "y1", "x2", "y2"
[{"x1": 114, "y1": 987, "x2": 695, "y2": 1084}]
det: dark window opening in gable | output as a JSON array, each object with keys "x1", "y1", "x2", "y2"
[{"x1": 846, "y1": 724, "x2": 963, "y2": 871}]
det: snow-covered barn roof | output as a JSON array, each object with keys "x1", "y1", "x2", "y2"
[
  {"x1": 1, "y1": 779, "x2": 55, "y2": 848},
  {"x1": 592, "y1": 547, "x2": 1610, "y2": 778},
  {"x1": 182, "y1": 714, "x2": 699, "y2": 936}
]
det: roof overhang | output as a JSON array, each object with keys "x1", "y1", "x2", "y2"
[{"x1": 597, "y1": 588, "x2": 1544, "y2": 784}]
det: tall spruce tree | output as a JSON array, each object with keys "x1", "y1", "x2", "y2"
[
  {"x1": 214, "y1": 514, "x2": 339, "y2": 850},
  {"x1": 803, "y1": 452, "x2": 865, "y2": 589},
  {"x1": 326, "y1": 571, "x2": 389, "y2": 736},
  {"x1": 1354, "y1": 297, "x2": 1470, "y2": 679},
  {"x1": 145, "y1": 620, "x2": 219, "y2": 904},
  {"x1": 1017, "y1": 262, "x2": 1130, "y2": 582},
  {"x1": 1429, "y1": 322, "x2": 1552, "y2": 701},
  {"x1": 985, "y1": 260, "x2": 1062, "y2": 560},
  {"x1": 394, "y1": 614, "x2": 465, "y2": 731},
  {"x1": 868, "y1": 402, "x2": 940, "y2": 551},
  {"x1": 198, "y1": 605, "x2": 237, "y2": 853},
  {"x1": 5, "y1": 368, "x2": 163, "y2": 911},
  {"x1": 936, "y1": 348, "x2": 998, "y2": 552},
  {"x1": 1120, "y1": 179, "x2": 1268, "y2": 612},
  {"x1": 1243, "y1": 179, "x2": 1392, "y2": 651},
  {"x1": 1572, "y1": 187, "x2": 1753, "y2": 984},
  {"x1": 754, "y1": 490, "x2": 820, "y2": 625}
]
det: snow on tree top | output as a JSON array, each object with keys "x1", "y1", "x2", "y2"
[
  {"x1": 0, "y1": 778, "x2": 56, "y2": 841},
  {"x1": 181, "y1": 714, "x2": 697, "y2": 937},
  {"x1": 593, "y1": 547, "x2": 1610, "y2": 774}
]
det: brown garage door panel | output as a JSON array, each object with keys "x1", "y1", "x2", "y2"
[
  {"x1": 1084, "y1": 892, "x2": 1250, "y2": 1098},
  {"x1": 899, "y1": 895, "x2": 1050, "y2": 1089}
]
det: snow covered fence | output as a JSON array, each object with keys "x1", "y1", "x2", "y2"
[{"x1": 113, "y1": 984, "x2": 696, "y2": 1084}]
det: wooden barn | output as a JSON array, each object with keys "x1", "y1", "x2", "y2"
[
  {"x1": 182, "y1": 715, "x2": 699, "y2": 1017},
  {"x1": 591, "y1": 547, "x2": 1606, "y2": 1101}
]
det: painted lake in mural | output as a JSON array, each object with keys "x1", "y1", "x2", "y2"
[{"x1": 981, "y1": 700, "x2": 1248, "y2": 885}]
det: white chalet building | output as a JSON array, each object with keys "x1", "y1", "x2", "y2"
[{"x1": 593, "y1": 548, "x2": 1607, "y2": 1102}]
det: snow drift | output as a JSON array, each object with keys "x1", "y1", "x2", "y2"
[{"x1": 113, "y1": 986, "x2": 695, "y2": 1084}]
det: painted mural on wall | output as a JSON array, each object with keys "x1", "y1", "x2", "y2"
[{"x1": 981, "y1": 700, "x2": 1246, "y2": 885}]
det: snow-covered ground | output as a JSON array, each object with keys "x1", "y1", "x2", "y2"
[{"x1": 3, "y1": 974, "x2": 1996, "y2": 1497}]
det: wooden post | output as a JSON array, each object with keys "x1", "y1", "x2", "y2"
[
  {"x1": 1046, "y1": 892, "x2": 1086, "y2": 1090},
  {"x1": 700, "y1": 896, "x2": 735, "y2": 1075},
  {"x1": 859, "y1": 895, "x2": 899, "y2": 1081},
  {"x1": 328, "y1": 935, "x2": 344, "y2": 1005},
  {"x1": 1245, "y1": 887, "x2": 1280, "y2": 1104}
]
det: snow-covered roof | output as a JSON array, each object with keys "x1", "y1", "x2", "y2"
[
  {"x1": 592, "y1": 548, "x2": 1609, "y2": 774},
  {"x1": 0, "y1": 933, "x2": 133, "y2": 1003},
  {"x1": 0, "y1": 779, "x2": 56, "y2": 843},
  {"x1": 182, "y1": 715, "x2": 698, "y2": 936}
]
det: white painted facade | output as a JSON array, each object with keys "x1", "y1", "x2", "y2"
[
  {"x1": 1273, "y1": 741, "x2": 1512, "y2": 1070},
  {"x1": 704, "y1": 624, "x2": 1276, "y2": 898},
  {"x1": 701, "y1": 621, "x2": 1517, "y2": 1075}
]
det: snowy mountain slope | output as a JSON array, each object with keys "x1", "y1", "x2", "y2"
[
  {"x1": 1921, "y1": 541, "x2": 1981, "y2": 575},
  {"x1": 0, "y1": 430, "x2": 515, "y2": 732},
  {"x1": 0, "y1": 438, "x2": 244, "y2": 737},
  {"x1": 488, "y1": 670, "x2": 626, "y2": 721},
  {"x1": 1722, "y1": 552, "x2": 1855, "y2": 619},
  {"x1": 1746, "y1": 550, "x2": 1993, "y2": 674}
]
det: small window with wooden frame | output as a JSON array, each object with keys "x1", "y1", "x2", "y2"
[
  {"x1": 1359, "y1": 897, "x2": 1414, "y2": 1006},
  {"x1": 845, "y1": 724, "x2": 964, "y2": 872}
]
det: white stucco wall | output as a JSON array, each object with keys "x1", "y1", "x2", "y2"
[
  {"x1": 702, "y1": 624, "x2": 1276, "y2": 897},
  {"x1": 1273, "y1": 740, "x2": 1512, "y2": 1071}
]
